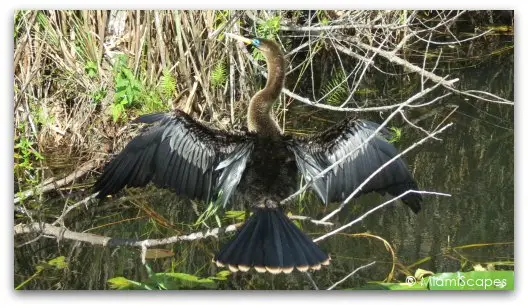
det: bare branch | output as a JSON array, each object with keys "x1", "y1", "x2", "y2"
[
  {"x1": 399, "y1": 110, "x2": 441, "y2": 141},
  {"x1": 14, "y1": 222, "x2": 243, "y2": 248},
  {"x1": 14, "y1": 213, "x2": 330, "y2": 250},
  {"x1": 327, "y1": 261, "x2": 376, "y2": 290},
  {"x1": 305, "y1": 272, "x2": 319, "y2": 290},
  {"x1": 281, "y1": 80, "x2": 449, "y2": 206},
  {"x1": 314, "y1": 190, "x2": 451, "y2": 243},
  {"x1": 14, "y1": 158, "x2": 101, "y2": 204},
  {"x1": 289, "y1": 215, "x2": 334, "y2": 226},
  {"x1": 342, "y1": 38, "x2": 459, "y2": 87},
  {"x1": 412, "y1": 29, "x2": 493, "y2": 46},
  {"x1": 318, "y1": 122, "x2": 453, "y2": 223},
  {"x1": 52, "y1": 193, "x2": 99, "y2": 226},
  {"x1": 445, "y1": 87, "x2": 514, "y2": 105}
]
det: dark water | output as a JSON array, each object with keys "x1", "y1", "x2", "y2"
[{"x1": 14, "y1": 33, "x2": 513, "y2": 290}]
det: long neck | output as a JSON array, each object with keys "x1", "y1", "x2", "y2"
[{"x1": 248, "y1": 47, "x2": 285, "y2": 137}]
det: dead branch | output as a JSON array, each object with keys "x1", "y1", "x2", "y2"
[
  {"x1": 318, "y1": 123, "x2": 453, "y2": 223},
  {"x1": 339, "y1": 38, "x2": 459, "y2": 88},
  {"x1": 14, "y1": 213, "x2": 328, "y2": 250},
  {"x1": 288, "y1": 215, "x2": 333, "y2": 226},
  {"x1": 327, "y1": 261, "x2": 376, "y2": 290},
  {"x1": 52, "y1": 192, "x2": 99, "y2": 226},
  {"x1": 314, "y1": 190, "x2": 451, "y2": 243},
  {"x1": 14, "y1": 157, "x2": 103, "y2": 204},
  {"x1": 281, "y1": 81, "x2": 449, "y2": 206},
  {"x1": 14, "y1": 222, "x2": 243, "y2": 248}
]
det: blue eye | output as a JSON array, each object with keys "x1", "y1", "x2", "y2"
[{"x1": 252, "y1": 39, "x2": 261, "y2": 47}]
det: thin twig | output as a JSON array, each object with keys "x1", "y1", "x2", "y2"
[
  {"x1": 343, "y1": 37, "x2": 459, "y2": 88},
  {"x1": 445, "y1": 87, "x2": 514, "y2": 105},
  {"x1": 52, "y1": 193, "x2": 99, "y2": 226},
  {"x1": 314, "y1": 190, "x2": 451, "y2": 243},
  {"x1": 289, "y1": 215, "x2": 334, "y2": 226},
  {"x1": 281, "y1": 81, "x2": 448, "y2": 206},
  {"x1": 399, "y1": 110, "x2": 441, "y2": 141},
  {"x1": 14, "y1": 158, "x2": 101, "y2": 204},
  {"x1": 304, "y1": 272, "x2": 319, "y2": 290},
  {"x1": 318, "y1": 123, "x2": 453, "y2": 223},
  {"x1": 327, "y1": 261, "x2": 376, "y2": 290}
]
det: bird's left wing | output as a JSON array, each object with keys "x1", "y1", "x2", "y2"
[
  {"x1": 287, "y1": 117, "x2": 422, "y2": 213},
  {"x1": 93, "y1": 110, "x2": 253, "y2": 207}
]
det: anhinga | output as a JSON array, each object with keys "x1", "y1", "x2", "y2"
[{"x1": 93, "y1": 34, "x2": 422, "y2": 274}]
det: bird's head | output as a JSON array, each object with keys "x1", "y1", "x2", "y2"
[{"x1": 225, "y1": 33, "x2": 282, "y2": 58}]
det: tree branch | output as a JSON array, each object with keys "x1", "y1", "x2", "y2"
[
  {"x1": 14, "y1": 222, "x2": 243, "y2": 248},
  {"x1": 14, "y1": 214, "x2": 329, "y2": 250},
  {"x1": 280, "y1": 81, "x2": 449, "y2": 206},
  {"x1": 14, "y1": 158, "x2": 101, "y2": 204},
  {"x1": 327, "y1": 261, "x2": 376, "y2": 290},
  {"x1": 314, "y1": 190, "x2": 451, "y2": 243},
  {"x1": 318, "y1": 122, "x2": 453, "y2": 223}
]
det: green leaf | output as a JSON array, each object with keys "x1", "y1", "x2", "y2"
[
  {"x1": 357, "y1": 282, "x2": 429, "y2": 290},
  {"x1": 151, "y1": 272, "x2": 217, "y2": 289},
  {"x1": 111, "y1": 103, "x2": 125, "y2": 122},
  {"x1": 388, "y1": 127, "x2": 402, "y2": 143},
  {"x1": 414, "y1": 268, "x2": 434, "y2": 280},
  {"x1": 47, "y1": 256, "x2": 67, "y2": 270},
  {"x1": 107, "y1": 277, "x2": 137, "y2": 290},
  {"x1": 211, "y1": 270, "x2": 231, "y2": 281},
  {"x1": 224, "y1": 210, "x2": 246, "y2": 221},
  {"x1": 145, "y1": 263, "x2": 155, "y2": 278},
  {"x1": 122, "y1": 68, "x2": 135, "y2": 81},
  {"x1": 257, "y1": 15, "x2": 281, "y2": 38},
  {"x1": 115, "y1": 78, "x2": 130, "y2": 89},
  {"x1": 84, "y1": 60, "x2": 98, "y2": 78},
  {"x1": 361, "y1": 271, "x2": 514, "y2": 291}
]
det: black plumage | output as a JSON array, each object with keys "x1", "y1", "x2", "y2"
[
  {"x1": 288, "y1": 117, "x2": 422, "y2": 213},
  {"x1": 214, "y1": 207, "x2": 329, "y2": 274},
  {"x1": 93, "y1": 110, "x2": 253, "y2": 207},
  {"x1": 93, "y1": 35, "x2": 422, "y2": 274}
]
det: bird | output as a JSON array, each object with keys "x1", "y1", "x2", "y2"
[{"x1": 93, "y1": 34, "x2": 422, "y2": 275}]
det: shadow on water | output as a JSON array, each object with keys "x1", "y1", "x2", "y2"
[{"x1": 14, "y1": 33, "x2": 514, "y2": 290}]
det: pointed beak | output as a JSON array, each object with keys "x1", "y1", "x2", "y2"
[{"x1": 225, "y1": 33, "x2": 252, "y2": 45}]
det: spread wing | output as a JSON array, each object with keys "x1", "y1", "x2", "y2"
[
  {"x1": 93, "y1": 110, "x2": 253, "y2": 207},
  {"x1": 288, "y1": 117, "x2": 422, "y2": 213}
]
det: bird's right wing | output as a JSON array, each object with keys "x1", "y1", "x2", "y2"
[{"x1": 93, "y1": 110, "x2": 253, "y2": 207}]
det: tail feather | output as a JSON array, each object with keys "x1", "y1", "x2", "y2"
[
  {"x1": 214, "y1": 208, "x2": 330, "y2": 274},
  {"x1": 277, "y1": 212, "x2": 327, "y2": 269},
  {"x1": 231, "y1": 212, "x2": 265, "y2": 269},
  {"x1": 274, "y1": 211, "x2": 308, "y2": 270}
]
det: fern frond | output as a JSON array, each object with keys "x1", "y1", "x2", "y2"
[
  {"x1": 211, "y1": 61, "x2": 227, "y2": 88},
  {"x1": 159, "y1": 68, "x2": 176, "y2": 98},
  {"x1": 321, "y1": 69, "x2": 349, "y2": 106}
]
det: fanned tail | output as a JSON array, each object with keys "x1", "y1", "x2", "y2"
[{"x1": 213, "y1": 208, "x2": 330, "y2": 274}]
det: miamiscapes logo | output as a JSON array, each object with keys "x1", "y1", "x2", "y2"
[
  {"x1": 425, "y1": 273, "x2": 508, "y2": 289},
  {"x1": 404, "y1": 271, "x2": 514, "y2": 290}
]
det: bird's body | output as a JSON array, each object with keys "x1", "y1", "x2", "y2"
[
  {"x1": 236, "y1": 136, "x2": 297, "y2": 206},
  {"x1": 93, "y1": 36, "x2": 422, "y2": 274}
]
